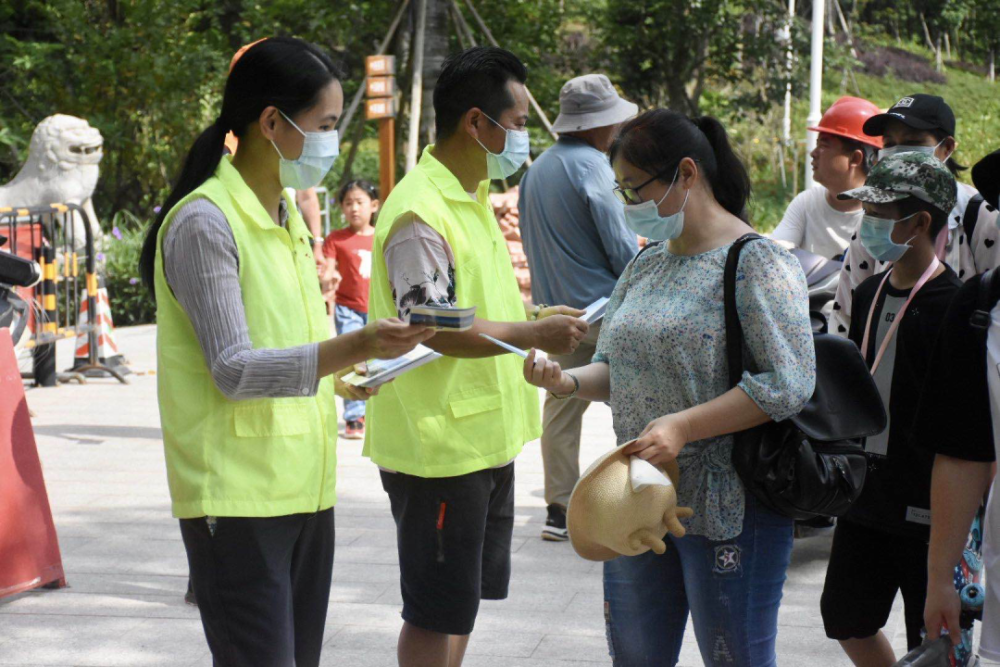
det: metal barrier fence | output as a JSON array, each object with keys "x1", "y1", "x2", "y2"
[{"x1": 0, "y1": 203, "x2": 127, "y2": 386}]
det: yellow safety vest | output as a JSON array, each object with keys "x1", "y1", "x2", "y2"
[
  {"x1": 365, "y1": 146, "x2": 541, "y2": 477},
  {"x1": 154, "y1": 157, "x2": 337, "y2": 518}
]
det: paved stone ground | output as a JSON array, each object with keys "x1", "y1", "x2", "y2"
[{"x1": 0, "y1": 325, "x2": 915, "y2": 666}]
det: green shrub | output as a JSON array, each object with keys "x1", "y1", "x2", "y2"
[{"x1": 101, "y1": 211, "x2": 155, "y2": 327}]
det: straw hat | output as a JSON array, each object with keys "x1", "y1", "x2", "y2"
[{"x1": 567, "y1": 443, "x2": 693, "y2": 561}]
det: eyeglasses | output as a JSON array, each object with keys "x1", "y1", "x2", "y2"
[{"x1": 613, "y1": 168, "x2": 674, "y2": 205}]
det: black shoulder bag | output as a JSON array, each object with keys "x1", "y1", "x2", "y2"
[{"x1": 724, "y1": 234, "x2": 887, "y2": 520}]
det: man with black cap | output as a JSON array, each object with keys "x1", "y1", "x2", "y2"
[
  {"x1": 920, "y1": 148, "x2": 1000, "y2": 666},
  {"x1": 830, "y1": 93, "x2": 1000, "y2": 336},
  {"x1": 518, "y1": 73, "x2": 639, "y2": 541}
]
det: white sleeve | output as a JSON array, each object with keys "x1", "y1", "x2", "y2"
[
  {"x1": 383, "y1": 212, "x2": 458, "y2": 319},
  {"x1": 769, "y1": 190, "x2": 810, "y2": 247},
  {"x1": 971, "y1": 204, "x2": 1000, "y2": 275}
]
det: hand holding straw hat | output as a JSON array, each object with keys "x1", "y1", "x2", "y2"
[{"x1": 566, "y1": 442, "x2": 694, "y2": 562}]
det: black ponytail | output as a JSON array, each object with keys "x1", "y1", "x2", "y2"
[
  {"x1": 690, "y1": 116, "x2": 752, "y2": 221},
  {"x1": 609, "y1": 109, "x2": 752, "y2": 222},
  {"x1": 139, "y1": 37, "x2": 342, "y2": 295}
]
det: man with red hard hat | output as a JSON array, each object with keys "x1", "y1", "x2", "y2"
[{"x1": 772, "y1": 96, "x2": 883, "y2": 261}]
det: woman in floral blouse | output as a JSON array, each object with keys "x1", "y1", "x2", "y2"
[{"x1": 524, "y1": 109, "x2": 816, "y2": 667}]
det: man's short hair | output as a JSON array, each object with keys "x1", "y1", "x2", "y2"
[
  {"x1": 838, "y1": 136, "x2": 877, "y2": 175},
  {"x1": 434, "y1": 46, "x2": 528, "y2": 141},
  {"x1": 896, "y1": 196, "x2": 949, "y2": 239}
]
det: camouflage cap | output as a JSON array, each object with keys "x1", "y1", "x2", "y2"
[{"x1": 838, "y1": 151, "x2": 957, "y2": 214}]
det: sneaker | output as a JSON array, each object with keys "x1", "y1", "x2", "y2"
[
  {"x1": 344, "y1": 419, "x2": 365, "y2": 440},
  {"x1": 542, "y1": 504, "x2": 569, "y2": 542}
]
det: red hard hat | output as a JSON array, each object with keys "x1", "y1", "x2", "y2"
[{"x1": 808, "y1": 96, "x2": 884, "y2": 149}]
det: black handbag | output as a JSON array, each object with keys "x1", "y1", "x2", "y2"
[{"x1": 724, "y1": 234, "x2": 887, "y2": 520}]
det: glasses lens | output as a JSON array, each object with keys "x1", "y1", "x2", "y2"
[{"x1": 613, "y1": 189, "x2": 627, "y2": 205}]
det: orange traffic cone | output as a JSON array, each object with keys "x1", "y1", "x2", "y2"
[{"x1": 72, "y1": 286, "x2": 130, "y2": 376}]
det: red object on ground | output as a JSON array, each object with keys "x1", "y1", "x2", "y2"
[{"x1": 0, "y1": 328, "x2": 66, "y2": 598}]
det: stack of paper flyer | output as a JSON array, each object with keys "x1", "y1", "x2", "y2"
[
  {"x1": 582, "y1": 297, "x2": 609, "y2": 324},
  {"x1": 408, "y1": 305, "x2": 477, "y2": 331},
  {"x1": 341, "y1": 344, "x2": 442, "y2": 388}
]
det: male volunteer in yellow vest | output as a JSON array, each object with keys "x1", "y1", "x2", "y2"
[{"x1": 366, "y1": 47, "x2": 589, "y2": 667}]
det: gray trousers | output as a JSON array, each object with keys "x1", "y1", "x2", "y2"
[{"x1": 541, "y1": 321, "x2": 602, "y2": 508}]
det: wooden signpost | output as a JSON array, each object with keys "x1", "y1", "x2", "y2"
[{"x1": 365, "y1": 55, "x2": 397, "y2": 198}]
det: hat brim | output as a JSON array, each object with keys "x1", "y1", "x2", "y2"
[
  {"x1": 807, "y1": 126, "x2": 882, "y2": 149},
  {"x1": 551, "y1": 99, "x2": 639, "y2": 134},
  {"x1": 837, "y1": 185, "x2": 910, "y2": 204},
  {"x1": 863, "y1": 112, "x2": 941, "y2": 137},
  {"x1": 567, "y1": 443, "x2": 680, "y2": 562},
  {"x1": 973, "y1": 150, "x2": 1000, "y2": 210}
]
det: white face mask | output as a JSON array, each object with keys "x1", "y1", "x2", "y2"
[
  {"x1": 270, "y1": 110, "x2": 340, "y2": 190},
  {"x1": 878, "y1": 139, "x2": 950, "y2": 163}
]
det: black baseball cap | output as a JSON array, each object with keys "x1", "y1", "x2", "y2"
[
  {"x1": 972, "y1": 149, "x2": 1000, "y2": 209},
  {"x1": 863, "y1": 94, "x2": 956, "y2": 138}
]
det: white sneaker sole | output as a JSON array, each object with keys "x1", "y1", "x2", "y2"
[{"x1": 541, "y1": 527, "x2": 569, "y2": 542}]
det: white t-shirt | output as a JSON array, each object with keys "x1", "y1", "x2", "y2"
[
  {"x1": 980, "y1": 303, "x2": 1000, "y2": 661},
  {"x1": 770, "y1": 185, "x2": 863, "y2": 260}
]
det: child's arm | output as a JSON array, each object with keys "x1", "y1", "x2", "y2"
[{"x1": 924, "y1": 454, "x2": 993, "y2": 646}]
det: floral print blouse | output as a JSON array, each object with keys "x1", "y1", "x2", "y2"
[{"x1": 593, "y1": 238, "x2": 816, "y2": 540}]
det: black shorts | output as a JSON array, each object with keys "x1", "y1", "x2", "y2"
[
  {"x1": 820, "y1": 520, "x2": 929, "y2": 650},
  {"x1": 380, "y1": 463, "x2": 514, "y2": 636}
]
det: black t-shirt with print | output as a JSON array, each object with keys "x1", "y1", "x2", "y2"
[{"x1": 845, "y1": 265, "x2": 962, "y2": 541}]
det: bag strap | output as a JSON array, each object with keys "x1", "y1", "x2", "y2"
[
  {"x1": 964, "y1": 193, "x2": 985, "y2": 242},
  {"x1": 724, "y1": 233, "x2": 764, "y2": 389}
]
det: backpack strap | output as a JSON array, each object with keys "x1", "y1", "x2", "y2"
[
  {"x1": 964, "y1": 193, "x2": 985, "y2": 242},
  {"x1": 724, "y1": 233, "x2": 764, "y2": 388},
  {"x1": 970, "y1": 268, "x2": 1000, "y2": 330}
]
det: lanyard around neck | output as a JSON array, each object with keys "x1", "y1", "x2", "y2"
[{"x1": 861, "y1": 256, "x2": 940, "y2": 375}]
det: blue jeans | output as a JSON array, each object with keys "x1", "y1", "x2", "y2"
[
  {"x1": 334, "y1": 304, "x2": 368, "y2": 423},
  {"x1": 603, "y1": 494, "x2": 794, "y2": 666}
]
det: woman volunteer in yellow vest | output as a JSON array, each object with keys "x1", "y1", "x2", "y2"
[{"x1": 137, "y1": 37, "x2": 432, "y2": 667}]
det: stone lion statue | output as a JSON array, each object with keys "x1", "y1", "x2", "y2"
[{"x1": 0, "y1": 114, "x2": 104, "y2": 249}]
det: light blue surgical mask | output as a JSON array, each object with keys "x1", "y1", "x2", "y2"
[
  {"x1": 622, "y1": 170, "x2": 690, "y2": 241},
  {"x1": 270, "y1": 110, "x2": 340, "y2": 190},
  {"x1": 475, "y1": 114, "x2": 530, "y2": 180},
  {"x1": 878, "y1": 139, "x2": 949, "y2": 163},
  {"x1": 859, "y1": 212, "x2": 918, "y2": 262}
]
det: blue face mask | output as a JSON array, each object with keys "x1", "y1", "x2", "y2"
[
  {"x1": 474, "y1": 114, "x2": 530, "y2": 180},
  {"x1": 271, "y1": 110, "x2": 340, "y2": 190},
  {"x1": 859, "y1": 213, "x2": 918, "y2": 263},
  {"x1": 622, "y1": 170, "x2": 690, "y2": 241}
]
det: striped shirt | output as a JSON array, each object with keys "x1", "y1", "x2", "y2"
[{"x1": 162, "y1": 198, "x2": 320, "y2": 401}]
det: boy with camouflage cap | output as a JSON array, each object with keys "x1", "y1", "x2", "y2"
[{"x1": 820, "y1": 152, "x2": 963, "y2": 665}]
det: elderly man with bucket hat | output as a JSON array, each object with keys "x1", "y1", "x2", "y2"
[{"x1": 518, "y1": 73, "x2": 639, "y2": 541}]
